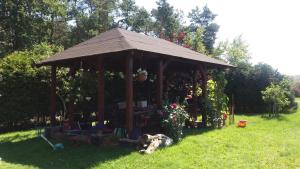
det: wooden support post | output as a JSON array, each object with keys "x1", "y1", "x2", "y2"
[
  {"x1": 68, "y1": 66, "x2": 76, "y2": 125},
  {"x1": 165, "y1": 78, "x2": 169, "y2": 102},
  {"x1": 97, "y1": 58, "x2": 105, "y2": 124},
  {"x1": 50, "y1": 66, "x2": 57, "y2": 126},
  {"x1": 125, "y1": 54, "x2": 133, "y2": 134},
  {"x1": 230, "y1": 94, "x2": 235, "y2": 124},
  {"x1": 192, "y1": 70, "x2": 198, "y2": 120},
  {"x1": 199, "y1": 65, "x2": 208, "y2": 127},
  {"x1": 157, "y1": 59, "x2": 164, "y2": 107}
]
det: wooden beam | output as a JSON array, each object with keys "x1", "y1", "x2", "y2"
[
  {"x1": 199, "y1": 65, "x2": 208, "y2": 127},
  {"x1": 97, "y1": 58, "x2": 105, "y2": 124},
  {"x1": 125, "y1": 54, "x2": 134, "y2": 134},
  {"x1": 156, "y1": 59, "x2": 164, "y2": 107},
  {"x1": 50, "y1": 66, "x2": 57, "y2": 126}
]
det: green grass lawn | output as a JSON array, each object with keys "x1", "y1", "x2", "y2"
[{"x1": 1, "y1": 99, "x2": 300, "y2": 169}]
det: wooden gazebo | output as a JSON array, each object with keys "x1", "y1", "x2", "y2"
[{"x1": 38, "y1": 28, "x2": 233, "y2": 133}]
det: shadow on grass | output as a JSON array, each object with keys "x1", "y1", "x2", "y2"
[
  {"x1": 261, "y1": 114, "x2": 290, "y2": 121},
  {"x1": 0, "y1": 135, "x2": 134, "y2": 169},
  {"x1": 183, "y1": 127, "x2": 215, "y2": 138},
  {"x1": 283, "y1": 107, "x2": 298, "y2": 114},
  {"x1": 0, "y1": 127, "x2": 218, "y2": 168}
]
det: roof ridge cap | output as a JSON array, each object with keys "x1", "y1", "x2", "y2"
[{"x1": 117, "y1": 28, "x2": 136, "y2": 49}]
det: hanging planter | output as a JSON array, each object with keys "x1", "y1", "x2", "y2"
[{"x1": 136, "y1": 68, "x2": 148, "y2": 82}]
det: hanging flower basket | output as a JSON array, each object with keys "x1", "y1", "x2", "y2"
[{"x1": 136, "y1": 68, "x2": 148, "y2": 82}]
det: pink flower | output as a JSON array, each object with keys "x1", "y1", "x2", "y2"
[
  {"x1": 170, "y1": 103, "x2": 177, "y2": 109},
  {"x1": 186, "y1": 95, "x2": 192, "y2": 100}
]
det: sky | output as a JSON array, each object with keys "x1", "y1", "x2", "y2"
[{"x1": 135, "y1": 0, "x2": 300, "y2": 75}]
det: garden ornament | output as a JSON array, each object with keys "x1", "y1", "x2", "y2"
[
  {"x1": 40, "y1": 134, "x2": 64, "y2": 151},
  {"x1": 238, "y1": 120, "x2": 247, "y2": 127}
]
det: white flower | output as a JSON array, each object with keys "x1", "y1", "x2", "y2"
[
  {"x1": 119, "y1": 72, "x2": 124, "y2": 79},
  {"x1": 85, "y1": 97, "x2": 92, "y2": 101},
  {"x1": 137, "y1": 68, "x2": 148, "y2": 76}
]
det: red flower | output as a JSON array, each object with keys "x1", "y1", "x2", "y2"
[
  {"x1": 170, "y1": 103, "x2": 177, "y2": 109},
  {"x1": 223, "y1": 113, "x2": 228, "y2": 120}
]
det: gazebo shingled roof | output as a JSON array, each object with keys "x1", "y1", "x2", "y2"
[{"x1": 38, "y1": 28, "x2": 233, "y2": 68}]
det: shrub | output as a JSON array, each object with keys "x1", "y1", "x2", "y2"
[
  {"x1": 292, "y1": 82, "x2": 300, "y2": 97},
  {"x1": 225, "y1": 63, "x2": 297, "y2": 114},
  {"x1": 0, "y1": 43, "x2": 62, "y2": 129},
  {"x1": 161, "y1": 103, "x2": 189, "y2": 142},
  {"x1": 262, "y1": 82, "x2": 290, "y2": 116},
  {"x1": 206, "y1": 71, "x2": 229, "y2": 128}
]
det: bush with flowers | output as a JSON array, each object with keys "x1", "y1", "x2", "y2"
[{"x1": 161, "y1": 103, "x2": 189, "y2": 142}]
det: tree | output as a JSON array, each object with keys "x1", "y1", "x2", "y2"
[
  {"x1": 116, "y1": 0, "x2": 153, "y2": 34},
  {"x1": 218, "y1": 36, "x2": 293, "y2": 114},
  {"x1": 188, "y1": 5, "x2": 219, "y2": 54},
  {"x1": 0, "y1": 0, "x2": 69, "y2": 53},
  {"x1": 68, "y1": 0, "x2": 118, "y2": 45},
  {"x1": 184, "y1": 27, "x2": 206, "y2": 54},
  {"x1": 151, "y1": 0, "x2": 181, "y2": 38},
  {"x1": 218, "y1": 35, "x2": 251, "y2": 66},
  {"x1": 117, "y1": 0, "x2": 138, "y2": 29},
  {"x1": 189, "y1": 6, "x2": 216, "y2": 28},
  {"x1": 131, "y1": 7, "x2": 153, "y2": 34}
]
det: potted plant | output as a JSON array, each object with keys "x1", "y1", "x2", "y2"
[
  {"x1": 136, "y1": 68, "x2": 148, "y2": 82},
  {"x1": 136, "y1": 93, "x2": 148, "y2": 108},
  {"x1": 137, "y1": 96, "x2": 148, "y2": 108}
]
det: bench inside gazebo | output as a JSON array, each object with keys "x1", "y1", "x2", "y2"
[{"x1": 38, "y1": 28, "x2": 233, "y2": 140}]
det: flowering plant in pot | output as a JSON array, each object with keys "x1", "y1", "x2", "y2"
[
  {"x1": 136, "y1": 68, "x2": 148, "y2": 82},
  {"x1": 161, "y1": 103, "x2": 189, "y2": 142}
]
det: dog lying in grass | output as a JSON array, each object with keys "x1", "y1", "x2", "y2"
[{"x1": 138, "y1": 134, "x2": 173, "y2": 154}]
